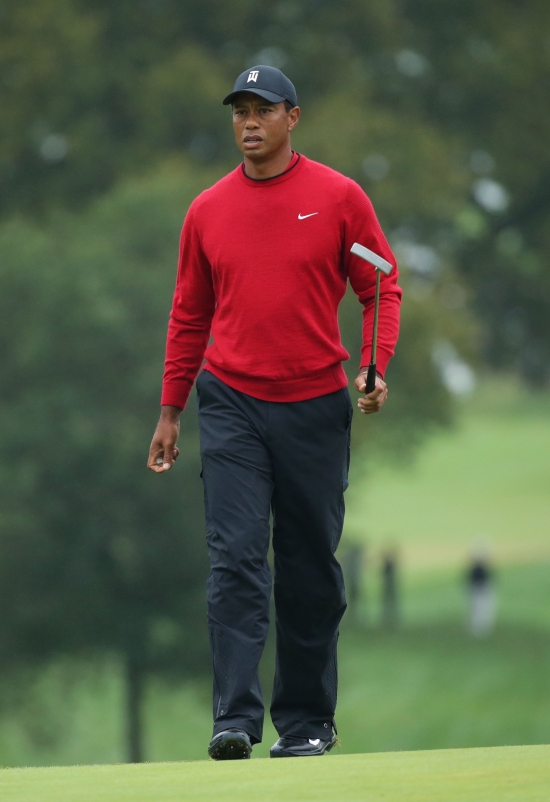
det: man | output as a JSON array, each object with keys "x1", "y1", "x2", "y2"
[{"x1": 147, "y1": 65, "x2": 401, "y2": 760}]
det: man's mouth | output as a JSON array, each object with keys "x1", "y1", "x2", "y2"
[{"x1": 243, "y1": 136, "x2": 262, "y2": 147}]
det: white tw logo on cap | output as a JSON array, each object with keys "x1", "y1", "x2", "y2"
[{"x1": 247, "y1": 70, "x2": 259, "y2": 83}]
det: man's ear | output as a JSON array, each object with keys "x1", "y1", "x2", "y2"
[{"x1": 288, "y1": 106, "x2": 301, "y2": 131}]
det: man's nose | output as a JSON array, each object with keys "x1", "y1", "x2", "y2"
[{"x1": 245, "y1": 115, "x2": 259, "y2": 128}]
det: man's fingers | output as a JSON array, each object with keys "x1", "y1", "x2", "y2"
[
  {"x1": 358, "y1": 402, "x2": 382, "y2": 415},
  {"x1": 147, "y1": 442, "x2": 176, "y2": 472},
  {"x1": 147, "y1": 445, "x2": 165, "y2": 472},
  {"x1": 365, "y1": 384, "x2": 383, "y2": 399},
  {"x1": 354, "y1": 373, "x2": 388, "y2": 415},
  {"x1": 354, "y1": 374, "x2": 386, "y2": 396},
  {"x1": 161, "y1": 444, "x2": 174, "y2": 471},
  {"x1": 357, "y1": 387, "x2": 388, "y2": 414},
  {"x1": 160, "y1": 440, "x2": 181, "y2": 471}
]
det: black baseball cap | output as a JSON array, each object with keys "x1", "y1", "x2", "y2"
[{"x1": 222, "y1": 65, "x2": 298, "y2": 107}]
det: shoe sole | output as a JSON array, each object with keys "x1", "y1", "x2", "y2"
[{"x1": 209, "y1": 734, "x2": 252, "y2": 761}]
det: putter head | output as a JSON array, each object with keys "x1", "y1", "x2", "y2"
[{"x1": 350, "y1": 242, "x2": 393, "y2": 275}]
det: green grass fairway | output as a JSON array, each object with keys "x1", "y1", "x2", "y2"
[
  {"x1": 345, "y1": 376, "x2": 550, "y2": 571},
  {"x1": 0, "y1": 746, "x2": 548, "y2": 802}
]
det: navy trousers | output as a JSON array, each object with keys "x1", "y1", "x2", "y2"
[{"x1": 196, "y1": 370, "x2": 351, "y2": 744}]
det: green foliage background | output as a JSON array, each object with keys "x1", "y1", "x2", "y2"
[{"x1": 0, "y1": 0, "x2": 549, "y2": 763}]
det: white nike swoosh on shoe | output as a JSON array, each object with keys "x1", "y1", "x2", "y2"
[
  {"x1": 309, "y1": 739, "x2": 321, "y2": 746},
  {"x1": 298, "y1": 212, "x2": 318, "y2": 219}
]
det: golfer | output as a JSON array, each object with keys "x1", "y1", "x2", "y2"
[{"x1": 148, "y1": 66, "x2": 402, "y2": 760}]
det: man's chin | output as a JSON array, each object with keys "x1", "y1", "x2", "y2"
[{"x1": 241, "y1": 148, "x2": 268, "y2": 161}]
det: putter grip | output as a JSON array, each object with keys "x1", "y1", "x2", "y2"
[{"x1": 365, "y1": 364, "x2": 377, "y2": 394}]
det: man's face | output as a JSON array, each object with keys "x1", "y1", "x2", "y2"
[{"x1": 232, "y1": 93, "x2": 300, "y2": 160}]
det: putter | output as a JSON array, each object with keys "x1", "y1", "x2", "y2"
[{"x1": 350, "y1": 242, "x2": 393, "y2": 394}]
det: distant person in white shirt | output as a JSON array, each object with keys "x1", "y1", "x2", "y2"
[{"x1": 466, "y1": 547, "x2": 496, "y2": 637}]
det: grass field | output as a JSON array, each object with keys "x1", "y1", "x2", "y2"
[
  {"x1": 0, "y1": 745, "x2": 549, "y2": 802},
  {"x1": 2, "y1": 592, "x2": 549, "y2": 766},
  {"x1": 0, "y1": 376, "x2": 548, "y2": 768},
  {"x1": 345, "y1": 375, "x2": 550, "y2": 571}
]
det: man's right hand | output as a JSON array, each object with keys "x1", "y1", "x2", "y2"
[{"x1": 147, "y1": 405, "x2": 181, "y2": 473}]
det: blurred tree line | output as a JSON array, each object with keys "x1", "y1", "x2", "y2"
[
  {"x1": 0, "y1": 0, "x2": 548, "y2": 761},
  {"x1": 2, "y1": 0, "x2": 549, "y2": 379},
  {"x1": 0, "y1": 165, "x2": 219, "y2": 761}
]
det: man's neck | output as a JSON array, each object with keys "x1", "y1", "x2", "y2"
[{"x1": 243, "y1": 145, "x2": 293, "y2": 180}]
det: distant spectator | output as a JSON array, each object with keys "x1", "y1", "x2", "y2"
[
  {"x1": 343, "y1": 544, "x2": 365, "y2": 623},
  {"x1": 466, "y1": 552, "x2": 496, "y2": 637},
  {"x1": 381, "y1": 548, "x2": 399, "y2": 629}
]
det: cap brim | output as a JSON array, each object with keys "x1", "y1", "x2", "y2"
[{"x1": 222, "y1": 88, "x2": 287, "y2": 106}]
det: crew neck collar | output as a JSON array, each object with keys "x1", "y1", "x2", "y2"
[{"x1": 239, "y1": 152, "x2": 303, "y2": 187}]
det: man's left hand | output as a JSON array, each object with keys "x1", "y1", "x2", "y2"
[{"x1": 354, "y1": 373, "x2": 388, "y2": 415}]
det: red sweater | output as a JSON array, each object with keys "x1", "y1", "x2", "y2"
[{"x1": 162, "y1": 154, "x2": 401, "y2": 409}]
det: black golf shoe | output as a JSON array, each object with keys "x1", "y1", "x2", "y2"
[
  {"x1": 208, "y1": 729, "x2": 252, "y2": 760},
  {"x1": 270, "y1": 734, "x2": 337, "y2": 757}
]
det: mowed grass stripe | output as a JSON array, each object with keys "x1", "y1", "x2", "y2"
[{"x1": 0, "y1": 745, "x2": 548, "y2": 802}]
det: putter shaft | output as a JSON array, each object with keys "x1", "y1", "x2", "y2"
[
  {"x1": 365, "y1": 270, "x2": 381, "y2": 394},
  {"x1": 349, "y1": 242, "x2": 393, "y2": 397}
]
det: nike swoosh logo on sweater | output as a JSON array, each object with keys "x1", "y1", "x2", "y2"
[{"x1": 298, "y1": 212, "x2": 318, "y2": 219}]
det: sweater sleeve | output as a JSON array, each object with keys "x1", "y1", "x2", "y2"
[
  {"x1": 344, "y1": 180, "x2": 402, "y2": 377},
  {"x1": 161, "y1": 203, "x2": 216, "y2": 409}
]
